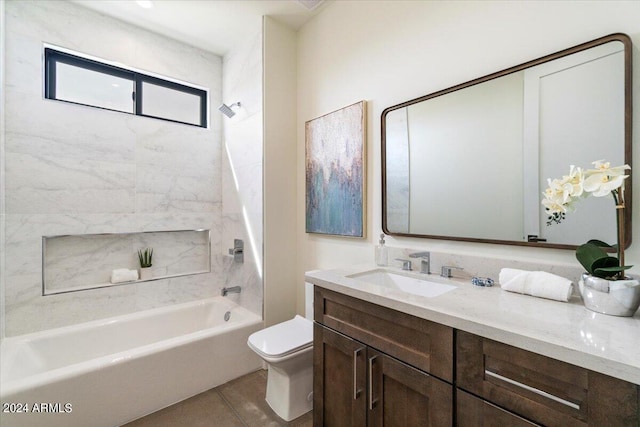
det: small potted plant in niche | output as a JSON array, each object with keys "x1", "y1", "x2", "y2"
[
  {"x1": 138, "y1": 248, "x2": 153, "y2": 280},
  {"x1": 542, "y1": 160, "x2": 639, "y2": 316}
]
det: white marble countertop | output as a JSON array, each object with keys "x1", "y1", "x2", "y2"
[{"x1": 305, "y1": 264, "x2": 640, "y2": 385}]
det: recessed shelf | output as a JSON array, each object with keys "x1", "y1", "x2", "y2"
[{"x1": 42, "y1": 229, "x2": 211, "y2": 295}]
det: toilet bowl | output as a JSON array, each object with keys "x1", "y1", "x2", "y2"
[
  {"x1": 248, "y1": 315, "x2": 313, "y2": 421},
  {"x1": 247, "y1": 283, "x2": 314, "y2": 421}
]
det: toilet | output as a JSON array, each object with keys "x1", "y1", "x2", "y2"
[{"x1": 247, "y1": 283, "x2": 314, "y2": 421}]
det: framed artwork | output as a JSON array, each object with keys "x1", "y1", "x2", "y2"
[{"x1": 305, "y1": 100, "x2": 366, "y2": 237}]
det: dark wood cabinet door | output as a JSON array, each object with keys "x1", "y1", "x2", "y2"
[
  {"x1": 457, "y1": 390, "x2": 541, "y2": 427},
  {"x1": 314, "y1": 323, "x2": 367, "y2": 427},
  {"x1": 368, "y1": 349, "x2": 452, "y2": 427}
]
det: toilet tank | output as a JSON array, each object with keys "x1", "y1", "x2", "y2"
[{"x1": 304, "y1": 282, "x2": 314, "y2": 320}]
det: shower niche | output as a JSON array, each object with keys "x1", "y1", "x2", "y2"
[{"x1": 42, "y1": 229, "x2": 211, "y2": 295}]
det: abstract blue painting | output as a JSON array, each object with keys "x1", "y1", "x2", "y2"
[{"x1": 305, "y1": 101, "x2": 366, "y2": 237}]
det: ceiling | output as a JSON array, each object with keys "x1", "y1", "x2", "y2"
[{"x1": 71, "y1": 0, "x2": 327, "y2": 56}]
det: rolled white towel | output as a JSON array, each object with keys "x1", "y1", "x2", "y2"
[
  {"x1": 499, "y1": 268, "x2": 573, "y2": 302},
  {"x1": 111, "y1": 268, "x2": 139, "y2": 284}
]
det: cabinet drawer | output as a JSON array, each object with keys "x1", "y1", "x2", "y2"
[
  {"x1": 314, "y1": 287, "x2": 453, "y2": 382},
  {"x1": 457, "y1": 331, "x2": 640, "y2": 426},
  {"x1": 457, "y1": 390, "x2": 541, "y2": 426}
]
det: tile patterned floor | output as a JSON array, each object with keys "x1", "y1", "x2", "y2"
[{"x1": 122, "y1": 370, "x2": 313, "y2": 427}]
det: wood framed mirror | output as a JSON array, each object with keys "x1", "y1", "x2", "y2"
[{"x1": 381, "y1": 33, "x2": 632, "y2": 249}]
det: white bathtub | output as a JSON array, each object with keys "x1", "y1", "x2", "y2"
[{"x1": 0, "y1": 297, "x2": 263, "y2": 427}]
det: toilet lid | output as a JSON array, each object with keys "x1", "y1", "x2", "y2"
[{"x1": 248, "y1": 315, "x2": 313, "y2": 358}]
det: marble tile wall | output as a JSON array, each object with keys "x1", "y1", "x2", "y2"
[
  {"x1": 43, "y1": 230, "x2": 211, "y2": 293},
  {"x1": 221, "y1": 27, "x2": 264, "y2": 317},
  {"x1": 1, "y1": 0, "x2": 7, "y2": 340},
  {"x1": 1, "y1": 0, "x2": 262, "y2": 336}
]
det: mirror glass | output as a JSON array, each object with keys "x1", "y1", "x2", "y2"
[{"x1": 382, "y1": 34, "x2": 632, "y2": 249}]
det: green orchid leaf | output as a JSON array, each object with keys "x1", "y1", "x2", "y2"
[
  {"x1": 576, "y1": 243, "x2": 613, "y2": 274},
  {"x1": 586, "y1": 239, "x2": 613, "y2": 248},
  {"x1": 593, "y1": 265, "x2": 633, "y2": 279},
  {"x1": 585, "y1": 239, "x2": 618, "y2": 253},
  {"x1": 594, "y1": 265, "x2": 633, "y2": 273},
  {"x1": 590, "y1": 256, "x2": 620, "y2": 275}
]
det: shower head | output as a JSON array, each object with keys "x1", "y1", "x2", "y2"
[{"x1": 218, "y1": 102, "x2": 241, "y2": 118}]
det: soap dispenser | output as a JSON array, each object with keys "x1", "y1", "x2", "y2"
[{"x1": 375, "y1": 234, "x2": 388, "y2": 266}]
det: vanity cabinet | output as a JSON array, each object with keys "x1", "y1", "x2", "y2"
[
  {"x1": 313, "y1": 287, "x2": 453, "y2": 426},
  {"x1": 457, "y1": 330, "x2": 640, "y2": 426},
  {"x1": 312, "y1": 286, "x2": 639, "y2": 426}
]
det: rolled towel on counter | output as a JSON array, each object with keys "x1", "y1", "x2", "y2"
[
  {"x1": 499, "y1": 268, "x2": 573, "y2": 302},
  {"x1": 111, "y1": 268, "x2": 139, "y2": 284}
]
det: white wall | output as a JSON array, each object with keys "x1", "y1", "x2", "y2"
[
  {"x1": 2, "y1": 0, "x2": 232, "y2": 336},
  {"x1": 263, "y1": 17, "x2": 298, "y2": 327},
  {"x1": 296, "y1": 0, "x2": 640, "y2": 312}
]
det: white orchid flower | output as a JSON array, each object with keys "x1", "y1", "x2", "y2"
[
  {"x1": 542, "y1": 165, "x2": 584, "y2": 209},
  {"x1": 587, "y1": 159, "x2": 630, "y2": 177},
  {"x1": 542, "y1": 159, "x2": 630, "y2": 223},
  {"x1": 541, "y1": 197, "x2": 567, "y2": 215},
  {"x1": 583, "y1": 160, "x2": 630, "y2": 197},
  {"x1": 565, "y1": 165, "x2": 585, "y2": 198},
  {"x1": 542, "y1": 160, "x2": 631, "y2": 278},
  {"x1": 541, "y1": 160, "x2": 629, "y2": 220}
]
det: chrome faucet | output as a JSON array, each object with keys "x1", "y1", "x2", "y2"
[
  {"x1": 222, "y1": 286, "x2": 242, "y2": 296},
  {"x1": 395, "y1": 258, "x2": 412, "y2": 271},
  {"x1": 228, "y1": 239, "x2": 244, "y2": 263},
  {"x1": 409, "y1": 251, "x2": 431, "y2": 274},
  {"x1": 441, "y1": 265, "x2": 463, "y2": 278}
]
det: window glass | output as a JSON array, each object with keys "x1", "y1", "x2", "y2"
[
  {"x1": 44, "y1": 47, "x2": 208, "y2": 128},
  {"x1": 55, "y1": 62, "x2": 135, "y2": 113},
  {"x1": 141, "y1": 81, "x2": 203, "y2": 126}
]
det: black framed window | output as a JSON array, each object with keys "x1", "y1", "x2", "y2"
[{"x1": 44, "y1": 48, "x2": 208, "y2": 128}]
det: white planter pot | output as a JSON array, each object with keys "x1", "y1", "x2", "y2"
[
  {"x1": 578, "y1": 273, "x2": 640, "y2": 317},
  {"x1": 139, "y1": 267, "x2": 153, "y2": 281}
]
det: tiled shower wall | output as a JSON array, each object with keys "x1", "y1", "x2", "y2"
[
  {"x1": 2, "y1": 1, "x2": 262, "y2": 336},
  {"x1": 43, "y1": 230, "x2": 211, "y2": 294},
  {"x1": 221, "y1": 26, "x2": 264, "y2": 322}
]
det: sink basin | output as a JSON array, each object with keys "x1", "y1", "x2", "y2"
[{"x1": 348, "y1": 269, "x2": 456, "y2": 298}]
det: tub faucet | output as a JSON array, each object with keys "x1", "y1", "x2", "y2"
[
  {"x1": 222, "y1": 286, "x2": 242, "y2": 296},
  {"x1": 409, "y1": 251, "x2": 431, "y2": 274}
]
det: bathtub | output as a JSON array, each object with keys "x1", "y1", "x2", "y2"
[{"x1": 0, "y1": 297, "x2": 263, "y2": 427}]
